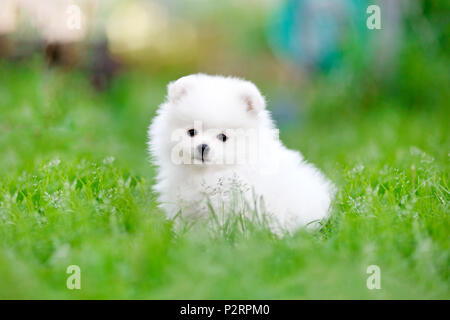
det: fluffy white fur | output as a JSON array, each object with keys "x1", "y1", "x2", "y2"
[{"x1": 148, "y1": 74, "x2": 335, "y2": 234}]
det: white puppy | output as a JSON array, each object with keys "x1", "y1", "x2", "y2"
[{"x1": 148, "y1": 74, "x2": 335, "y2": 234}]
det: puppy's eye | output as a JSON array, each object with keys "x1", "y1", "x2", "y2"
[
  {"x1": 217, "y1": 133, "x2": 227, "y2": 142},
  {"x1": 187, "y1": 129, "x2": 197, "y2": 137}
]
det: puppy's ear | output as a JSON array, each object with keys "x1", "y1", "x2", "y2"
[
  {"x1": 167, "y1": 76, "x2": 194, "y2": 104},
  {"x1": 240, "y1": 82, "x2": 266, "y2": 114}
]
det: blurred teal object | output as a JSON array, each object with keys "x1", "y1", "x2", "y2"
[{"x1": 267, "y1": 0, "x2": 369, "y2": 71}]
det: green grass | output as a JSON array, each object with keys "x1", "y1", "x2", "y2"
[{"x1": 0, "y1": 60, "x2": 448, "y2": 299}]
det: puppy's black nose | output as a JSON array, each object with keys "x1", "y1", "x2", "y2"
[
  {"x1": 199, "y1": 144, "x2": 209, "y2": 153},
  {"x1": 198, "y1": 144, "x2": 210, "y2": 159}
]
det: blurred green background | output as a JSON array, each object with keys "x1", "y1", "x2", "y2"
[{"x1": 0, "y1": 0, "x2": 448, "y2": 299}]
